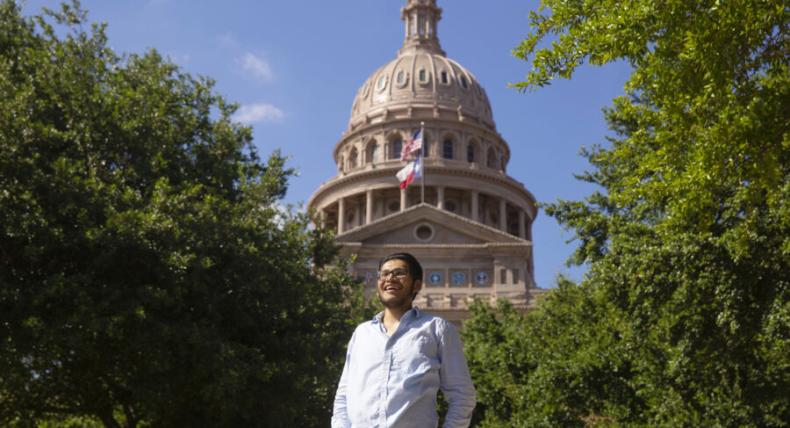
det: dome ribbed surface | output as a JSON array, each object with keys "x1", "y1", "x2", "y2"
[{"x1": 349, "y1": 52, "x2": 495, "y2": 129}]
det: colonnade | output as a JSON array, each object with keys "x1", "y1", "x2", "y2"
[{"x1": 326, "y1": 185, "x2": 530, "y2": 240}]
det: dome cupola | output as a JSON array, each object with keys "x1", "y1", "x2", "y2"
[{"x1": 399, "y1": 0, "x2": 445, "y2": 56}]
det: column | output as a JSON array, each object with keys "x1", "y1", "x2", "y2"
[
  {"x1": 499, "y1": 198, "x2": 507, "y2": 232},
  {"x1": 471, "y1": 191, "x2": 479, "y2": 222},
  {"x1": 366, "y1": 189, "x2": 374, "y2": 224},
  {"x1": 337, "y1": 198, "x2": 345, "y2": 234},
  {"x1": 400, "y1": 188, "x2": 407, "y2": 211},
  {"x1": 519, "y1": 210, "x2": 526, "y2": 239},
  {"x1": 492, "y1": 258, "x2": 504, "y2": 299},
  {"x1": 437, "y1": 186, "x2": 445, "y2": 210}
]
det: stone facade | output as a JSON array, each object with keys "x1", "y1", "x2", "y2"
[{"x1": 308, "y1": 0, "x2": 543, "y2": 322}]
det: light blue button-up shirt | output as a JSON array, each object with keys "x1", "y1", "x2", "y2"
[{"x1": 332, "y1": 308, "x2": 476, "y2": 428}]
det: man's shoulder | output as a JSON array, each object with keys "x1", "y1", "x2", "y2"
[
  {"x1": 354, "y1": 319, "x2": 376, "y2": 328},
  {"x1": 413, "y1": 309, "x2": 455, "y2": 332},
  {"x1": 352, "y1": 318, "x2": 379, "y2": 333},
  {"x1": 415, "y1": 310, "x2": 442, "y2": 323}
]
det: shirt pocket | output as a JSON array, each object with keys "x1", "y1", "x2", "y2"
[{"x1": 394, "y1": 334, "x2": 438, "y2": 372}]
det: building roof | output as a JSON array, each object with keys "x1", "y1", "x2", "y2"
[{"x1": 347, "y1": 0, "x2": 495, "y2": 131}]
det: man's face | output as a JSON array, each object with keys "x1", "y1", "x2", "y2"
[{"x1": 377, "y1": 259, "x2": 422, "y2": 310}]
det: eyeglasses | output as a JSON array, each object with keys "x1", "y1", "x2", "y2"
[{"x1": 377, "y1": 268, "x2": 409, "y2": 279}]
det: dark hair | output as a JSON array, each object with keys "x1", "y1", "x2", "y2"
[{"x1": 378, "y1": 252, "x2": 423, "y2": 282}]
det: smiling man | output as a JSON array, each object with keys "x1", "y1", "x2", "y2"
[{"x1": 331, "y1": 253, "x2": 476, "y2": 428}]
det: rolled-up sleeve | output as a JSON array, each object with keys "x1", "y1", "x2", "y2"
[
  {"x1": 438, "y1": 321, "x2": 476, "y2": 427},
  {"x1": 331, "y1": 332, "x2": 356, "y2": 428}
]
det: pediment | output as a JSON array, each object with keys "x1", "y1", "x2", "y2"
[{"x1": 336, "y1": 203, "x2": 524, "y2": 245}]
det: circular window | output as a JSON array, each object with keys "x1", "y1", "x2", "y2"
[
  {"x1": 396, "y1": 70, "x2": 408, "y2": 87},
  {"x1": 452, "y1": 271, "x2": 466, "y2": 286},
  {"x1": 414, "y1": 224, "x2": 434, "y2": 242},
  {"x1": 376, "y1": 74, "x2": 388, "y2": 91}
]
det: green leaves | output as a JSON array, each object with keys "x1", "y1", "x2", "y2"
[
  {"x1": 465, "y1": 0, "x2": 788, "y2": 426},
  {"x1": 0, "y1": 2, "x2": 373, "y2": 427}
]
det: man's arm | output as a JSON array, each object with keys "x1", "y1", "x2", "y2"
[
  {"x1": 331, "y1": 332, "x2": 356, "y2": 428},
  {"x1": 438, "y1": 320, "x2": 476, "y2": 428}
]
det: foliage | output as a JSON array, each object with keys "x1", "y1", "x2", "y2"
[
  {"x1": 465, "y1": 0, "x2": 788, "y2": 426},
  {"x1": 0, "y1": 1, "x2": 373, "y2": 427},
  {"x1": 464, "y1": 290, "x2": 641, "y2": 428},
  {"x1": 34, "y1": 416, "x2": 103, "y2": 428}
]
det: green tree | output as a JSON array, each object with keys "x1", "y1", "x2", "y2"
[
  {"x1": 0, "y1": 2, "x2": 372, "y2": 427},
  {"x1": 465, "y1": 286, "x2": 642, "y2": 428},
  {"x1": 465, "y1": 0, "x2": 788, "y2": 426}
]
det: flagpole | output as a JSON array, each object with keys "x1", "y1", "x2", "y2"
[{"x1": 420, "y1": 121, "x2": 425, "y2": 205}]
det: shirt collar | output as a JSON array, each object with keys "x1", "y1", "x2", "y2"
[{"x1": 372, "y1": 306, "x2": 421, "y2": 324}]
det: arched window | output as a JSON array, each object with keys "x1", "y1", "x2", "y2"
[
  {"x1": 390, "y1": 137, "x2": 403, "y2": 160},
  {"x1": 442, "y1": 139, "x2": 454, "y2": 160},
  {"x1": 365, "y1": 141, "x2": 378, "y2": 164},
  {"x1": 348, "y1": 148, "x2": 358, "y2": 169},
  {"x1": 486, "y1": 147, "x2": 497, "y2": 169},
  {"x1": 422, "y1": 135, "x2": 431, "y2": 157},
  {"x1": 467, "y1": 142, "x2": 477, "y2": 163}
]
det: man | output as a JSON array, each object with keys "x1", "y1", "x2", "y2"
[{"x1": 332, "y1": 253, "x2": 476, "y2": 428}]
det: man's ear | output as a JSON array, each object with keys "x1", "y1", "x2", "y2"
[{"x1": 411, "y1": 279, "x2": 422, "y2": 298}]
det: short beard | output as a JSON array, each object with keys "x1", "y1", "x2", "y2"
[{"x1": 378, "y1": 288, "x2": 415, "y2": 310}]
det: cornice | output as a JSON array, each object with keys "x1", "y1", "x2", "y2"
[
  {"x1": 342, "y1": 243, "x2": 531, "y2": 249},
  {"x1": 335, "y1": 203, "x2": 532, "y2": 244}
]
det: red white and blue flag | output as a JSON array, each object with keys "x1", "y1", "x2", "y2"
[
  {"x1": 400, "y1": 130, "x2": 423, "y2": 161},
  {"x1": 396, "y1": 155, "x2": 422, "y2": 189}
]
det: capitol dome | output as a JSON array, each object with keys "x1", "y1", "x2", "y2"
[
  {"x1": 349, "y1": 52, "x2": 495, "y2": 131},
  {"x1": 309, "y1": 0, "x2": 542, "y2": 322}
]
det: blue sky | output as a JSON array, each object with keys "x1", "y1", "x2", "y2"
[{"x1": 23, "y1": 0, "x2": 632, "y2": 289}]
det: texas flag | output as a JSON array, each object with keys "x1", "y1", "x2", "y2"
[
  {"x1": 400, "y1": 130, "x2": 423, "y2": 161},
  {"x1": 396, "y1": 155, "x2": 422, "y2": 189}
]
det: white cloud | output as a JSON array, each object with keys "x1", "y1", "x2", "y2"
[
  {"x1": 232, "y1": 103, "x2": 285, "y2": 124},
  {"x1": 240, "y1": 52, "x2": 275, "y2": 82}
]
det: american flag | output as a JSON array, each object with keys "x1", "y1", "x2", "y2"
[{"x1": 400, "y1": 130, "x2": 423, "y2": 161}]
